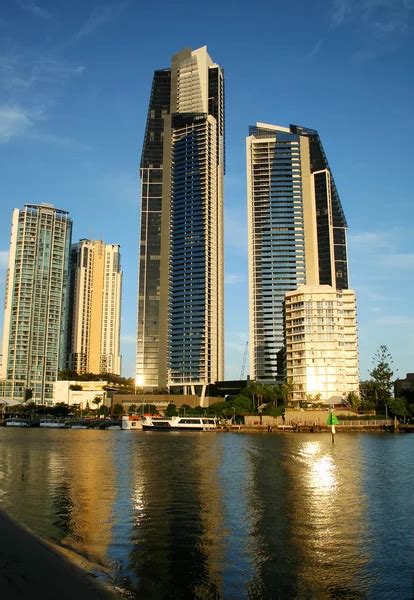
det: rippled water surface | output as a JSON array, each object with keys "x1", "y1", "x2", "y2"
[{"x1": 0, "y1": 430, "x2": 413, "y2": 599}]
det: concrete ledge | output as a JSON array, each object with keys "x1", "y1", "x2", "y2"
[{"x1": 0, "y1": 509, "x2": 120, "y2": 599}]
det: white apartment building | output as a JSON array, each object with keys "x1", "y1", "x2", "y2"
[
  {"x1": 285, "y1": 285, "x2": 359, "y2": 404},
  {"x1": 1, "y1": 204, "x2": 72, "y2": 404}
]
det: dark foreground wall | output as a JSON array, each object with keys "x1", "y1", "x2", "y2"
[{"x1": 0, "y1": 509, "x2": 119, "y2": 599}]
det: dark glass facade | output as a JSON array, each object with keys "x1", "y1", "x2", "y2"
[
  {"x1": 169, "y1": 116, "x2": 208, "y2": 383},
  {"x1": 290, "y1": 124, "x2": 349, "y2": 289},
  {"x1": 137, "y1": 70, "x2": 171, "y2": 387},
  {"x1": 137, "y1": 48, "x2": 224, "y2": 389}
]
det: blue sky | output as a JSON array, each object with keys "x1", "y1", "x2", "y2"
[{"x1": 0, "y1": 0, "x2": 413, "y2": 381}]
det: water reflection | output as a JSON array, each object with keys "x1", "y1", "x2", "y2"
[
  {"x1": 108, "y1": 434, "x2": 226, "y2": 598},
  {"x1": 1, "y1": 430, "x2": 413, "y2": 599}
]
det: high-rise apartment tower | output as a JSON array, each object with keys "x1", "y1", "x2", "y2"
[
  {"x1": 67, "y1": 240, "x2": 122, "y2": 375},
  {"x1": 247, "y1": 123, "x2": 348, "y2": 383},
  {"x1": 136, "y1": 46, "x2": 224, "y2": 396},
  {"x1": 285, "y1": 285, "x2": 359, "y2": 403},
  {"x1": 1, "y1": 204, "x2": 72, "y2": 403}
]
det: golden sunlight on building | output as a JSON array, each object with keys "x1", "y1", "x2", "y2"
[{"x1": 285, "y1": 285, "x2": 359, "y2": 404}]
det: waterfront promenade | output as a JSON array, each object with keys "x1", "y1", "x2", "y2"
[{"x1": 0, "y1": 509, "x2": 120, "y2": 599}]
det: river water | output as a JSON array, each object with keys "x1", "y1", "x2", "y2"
[{"x1": 0, "y1": 429, "x2": 413, "y2": 599}]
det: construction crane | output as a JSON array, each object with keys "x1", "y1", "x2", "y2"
[{"x1": 240, "y1": 341, "x2": 248, "y2": 380}]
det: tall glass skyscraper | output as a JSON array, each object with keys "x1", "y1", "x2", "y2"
[
  {"x1": 247, "y1": 123, "x2": 348, "y2": 383},
  {"x1": 1, "y1": 204, "x2": 72, "y2": 403},
  {"x1": 137, "y1": 47, "x2": 224, "y2": 396}
]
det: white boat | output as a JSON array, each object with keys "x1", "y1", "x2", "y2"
[
  {"x1": 142, "y1": 416, "x2": 217, "y2": 431},
  {"x1": 39, "y1": 418, "x2": 66, "y2": 429},
  {"x1": 6, "y1": 418, "x2": 30, "y2": 427},
  {"x1": 121, "y1": 415, "x2": 143, "y2": 430}
]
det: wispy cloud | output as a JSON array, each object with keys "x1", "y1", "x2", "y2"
[
  {"x1": 0, "y1": 105, "x2": 33, "y2": 143},
  {"x1": 381, "y1": 253, "x2": 414, "y2": 270},
  {"x1": 121, "y1": 333, "x2": 136, "y2": 344},
  {"x1": 14, "y1": 0, "x2": 50, "y2": 19},
  {"x1": 0, "y1": 47, "x2": 84, "y2": 144},
  {"x1": 348, "y1": 230, "x2": 394, "y2": 251},
  {"x1": 0, "y1": 251, "x2": 8, "y2": 284},
  {"x1": 374, "y1": 315, "x2": 414, "y2": 326},
  {"x1": 224, "y1": 207, "x2": 247, "y2": 256},
  {"x1": 27, "y1": 130, "x2": 90, "y2": 150},
  {"x1": 331, "y1": 0, "x2": 352, "y2": 26},
  {"x1": 309, "y1": 39, "x2": 324, "y2": 58},
  {"x1": 225, "y1": 273, "x2": 245, "y2": 285},
  {"x1": 330, "y1": 0, "x2": 414, "y2": 32},
  {"x1": 0, "y1": 251, "x2": 8, "y2": 269},
  {"x1": 77, "y1": 4, "x2": 126, "y2": 39}
]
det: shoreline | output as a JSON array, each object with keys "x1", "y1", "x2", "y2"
[{"x1": 0, "y1": 509, "x2": 122, "y2": 599}]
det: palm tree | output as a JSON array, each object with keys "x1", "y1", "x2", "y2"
[{"x1": 92, "y1": 397, "x2": 102, "y2": 412}]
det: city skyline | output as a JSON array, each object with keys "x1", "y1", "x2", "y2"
[{"x1": 1, "y1": 1, "x2": 413, "y2": 380}]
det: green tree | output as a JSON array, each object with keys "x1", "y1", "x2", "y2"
[
  {"x1": 113, "y1": 403, "x2": 123, "y2": 416},
  {"x1": 128, "y1": 404, "x2": 137, "y2": 414},
  {"x1": 388, "y1": 397, "x2": 409, "y2": 420},
  {"x1": 281, "y1": 380, "x2": 294, "y2": 405},
  {"x1": 98, "y1": 405, "x2": 109, "y2": 417},
  {"x1": 92, "y1": 396, "x2": 102, "y2": 411},
  {"x1": 369, "y1": 345, "x2": 394, "y2": 410},
  {"x1": 359, "y1": 381, "x2": 377, "y2": 411},
  {"x1": 165, "y1": 403, "x2": 178, "y2": 417},
  {"x1": 346, "y1": 391, "x2": 360, "y2": 412}
]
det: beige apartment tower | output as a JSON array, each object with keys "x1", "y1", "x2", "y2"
[
  {"x1": 285, "y1": 285, "x2": 359, "y2": 404},
  {"x1": 136, "y1": 46, "x2": 224, "y2": 395},
  {"x1": 68, "y1": 240, "x2": 122, "y2": 375}
]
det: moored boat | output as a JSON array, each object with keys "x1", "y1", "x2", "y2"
[
  {"x1": 6, "y1": 418, "x2": 31, "y2": 427},
  {"x1": 142, "y1": 416, "x2": 217, "y2": 431},
  {"x1": 121, "y1": 415, "x2": 143, "y2": 430},
  {"x1": 39, "y1": 418, "x2": 66, "y2": 429}
]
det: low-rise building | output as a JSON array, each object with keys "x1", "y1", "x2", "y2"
[
  {"x1": 53, "y1": 380, "x2": 108, "y2": 408},
  {"x1": 285, "y1": 285, "x2": 359, "y2": 404},
  {"x1": 394, "y1": 373, "x2": 414, "y2": 400}
]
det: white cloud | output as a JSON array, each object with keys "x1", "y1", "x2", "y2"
[
  {"x1": 0, "y1": 106, "x2": 32, "y2": 142},
  {"x1": 74, "y1": 3, "x2": 128, "y2": 41},
  {"x1": 225, "y1": 273, "x2": 244, "y2": 285},
  {"x1": 0, "y1": 251, "x2": 8, "y2": 284},
  {"x1": 374, "y1": 315, "x2": 414, "y2": 326},
  {"x1": 15, "y1": 0, "x2": 51, "y2": 19},
  {"x1": 381, "y1": 253, "x2": 414, "y2": 270},
  {"x1": 330, "y1": 0, "x2": 413, "y2": 31},
  {"x1": 309, "y1": 39, "x2": 324, "y2": 58},
  {"x1": 0, "y1": 47, "x2": 84, "y2": 145},
  {"x1": 348, "y1": 230, "x2": 393, "y2": 251},
  {"x1": 0, "y1": 251, "x2": 8, "y2": 269},
  {"x1": 121, "y1": 333, "x2": 136, "y2": 344},
  {"x1": 224, "y1": 207, "x2": 247, "y2": 256},
  {"x1": 27, "y1": 131, "x2": 90, "y2": 150},
  {"x1": 331, "y1": 0, "x2": 352, "y2": 26}
]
